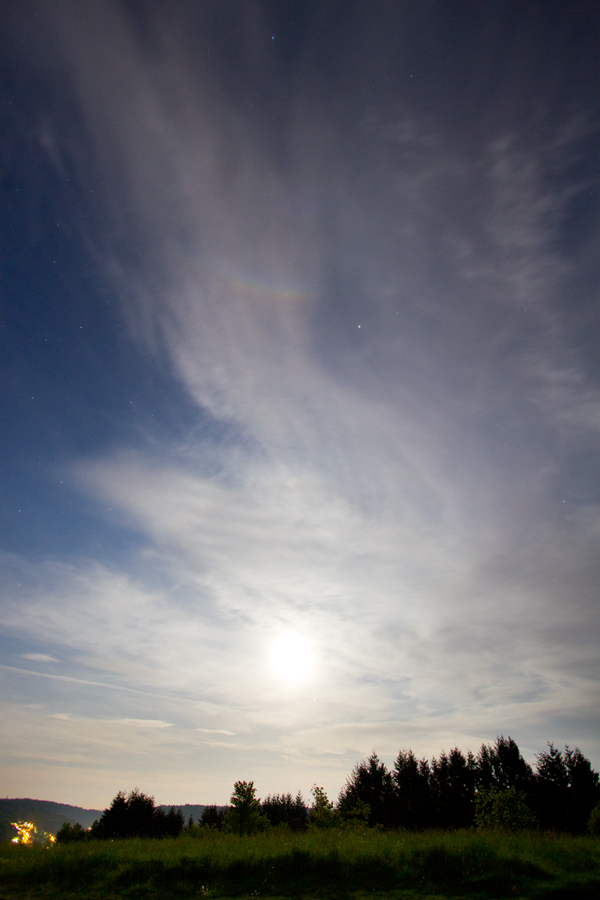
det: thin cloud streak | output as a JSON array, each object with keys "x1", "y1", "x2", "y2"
[{"x1": 0, "y1": 664, "x2": 166, "y2": 695}]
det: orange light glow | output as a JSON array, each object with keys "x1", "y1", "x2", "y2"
[
  {"x1": 11, "y1": 821, "x2": 35, "y2": 844},
  {"x1": 10, "y1": 821, "x2": 56, "y2": 846}
]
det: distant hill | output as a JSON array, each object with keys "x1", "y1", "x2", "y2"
[
  {"x1": 0, "y1": 799, "x2": 102, "y2": 837},
  {"x1": 0, "y1": 800, "x2": 214, "y2": 839}
]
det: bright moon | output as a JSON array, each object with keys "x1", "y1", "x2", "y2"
[{"x1": 270, "y1": 633, "x2": 314, "y2": 684}]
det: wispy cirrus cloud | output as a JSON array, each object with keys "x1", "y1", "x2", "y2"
[{"x1": 1, "y1": 0, "x2": 599, "y2": 806}]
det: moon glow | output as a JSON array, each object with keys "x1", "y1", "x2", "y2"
[{"x1": 270, "y1": 633, "x2": 314, "y2": 684}]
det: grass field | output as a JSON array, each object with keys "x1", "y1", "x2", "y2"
[{"x1": 1, "y1": 828, "x2": 599, "y2": 900}]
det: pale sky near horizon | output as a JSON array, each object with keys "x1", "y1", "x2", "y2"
[{"x1": 1, "y1": 0, "x2": 599, "y2": 808}]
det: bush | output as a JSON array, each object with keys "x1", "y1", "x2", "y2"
[
  {"x1": 474, "y1": 786, "x2": 537, "y2": 832},
  {"x1": 55, "y1": 822, "x2": 88, "y2": 844},
  {"x1": 588, "y1": 802, "x2": 600, "y2": 836}
]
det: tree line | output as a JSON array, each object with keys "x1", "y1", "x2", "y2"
[
  {"x1": 336, "y1": 738, "x2": 599, "y2": 834},
  {"x1": 56, "y1": 736, "x2": 600, "y2": 842}
]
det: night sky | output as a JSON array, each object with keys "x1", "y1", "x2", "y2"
[{"x1": 1, "y1": 0, "x2": 599, "y2": 808}]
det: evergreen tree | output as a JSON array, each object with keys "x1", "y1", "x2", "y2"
[
  {"x1": 564, "y1": 747, "x2": 600, "y2": 834},
  {"x1": 261, "y1": 792, "x2": 308, "y2": 831},
  {"x1": 534, "y1": 744, "x2": 600, "y2": 833},
  {"x1": 90, "y1": 789, "x2": 155, "y2": 839},
  {"x1": 88, "y1": 790, "x2": 183, "y2": 839},
  {"x1": 392, "y1": 749, "x2": 432, "y2": 830},
  {"x1": 430, "y1": 748, "x2": 477, "y2": 829},
  {"x1": 337, "y1": 753, "x2": 396, "y2": 828},
  {"x1": 200, "y1": 805, "x2": 227, "y2": 830},
  {"x1": 157, "y1": 806, "x2": 185, "y2": 838},
  {"x1": 475, "y1": 736, "x2": 533, "y2": 794}
]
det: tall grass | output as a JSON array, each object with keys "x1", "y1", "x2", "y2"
[{"x1": 1, "y1": 828, "x2": 599, "y2": 899}]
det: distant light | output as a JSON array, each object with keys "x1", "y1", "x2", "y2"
[
  {"x1": 11, "y1": 822, "x2": 35, "y2": 844},
  {"x1": 11, "y1": 821, "x2": 55, "y2": 846}
]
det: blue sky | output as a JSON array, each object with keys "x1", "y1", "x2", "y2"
[{"x1": 1, "y1": 0, "x2": 599, "y2": 808}]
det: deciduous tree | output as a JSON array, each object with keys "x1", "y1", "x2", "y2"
[
  {"x1": 223, "y1": 782, "x2": 268, "y2": 836},
  {"x1": 308, "y1": 786, "x2": 339, "y2": 829}
]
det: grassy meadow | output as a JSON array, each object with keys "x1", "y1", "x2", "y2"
[{"x1": 1, "y1": 828, "x2": 599, "y2": 900}]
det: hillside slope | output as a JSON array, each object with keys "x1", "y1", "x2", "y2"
[
  {"x1": 0, "y1": 799, "x2": 213, "y2": 839},
  {"x1": 0, "y1": 799, "x2": 102, "y2": 836}
]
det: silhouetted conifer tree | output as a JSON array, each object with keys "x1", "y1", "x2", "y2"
[
  {"x1": 159, "y1": 806, "x2": 185, "y2": 838},
  {"x1": 475, "y1": 736, "x2": 533, "y2": 796},
  {"x1": 199, "y1": 805, "x2": 227, "y2": 830},
  {"x1": 90, "y1": 789, "x2": 177, "y2": 839},
  {"x1": 392, "y1": 749, "x2": 433, "y2": 830},
  {"x1": 88, "y1": 790, "x2": 183, "y2": 840},
  {"x1": 261, "y1": 792, "x2": 308, "y2": 831},
  {"x1": 565, "y1": 747, "x2": 600, "y2": 834},
  {"x1": 337, "y1": 753, "x2": 396, "y2": 828},
  {"x1": 430, "y1": 748, "x2": 477, "y2": 829},
  {"x1": 533, "y1": 744, "x2": 600, "y2": 833}
]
